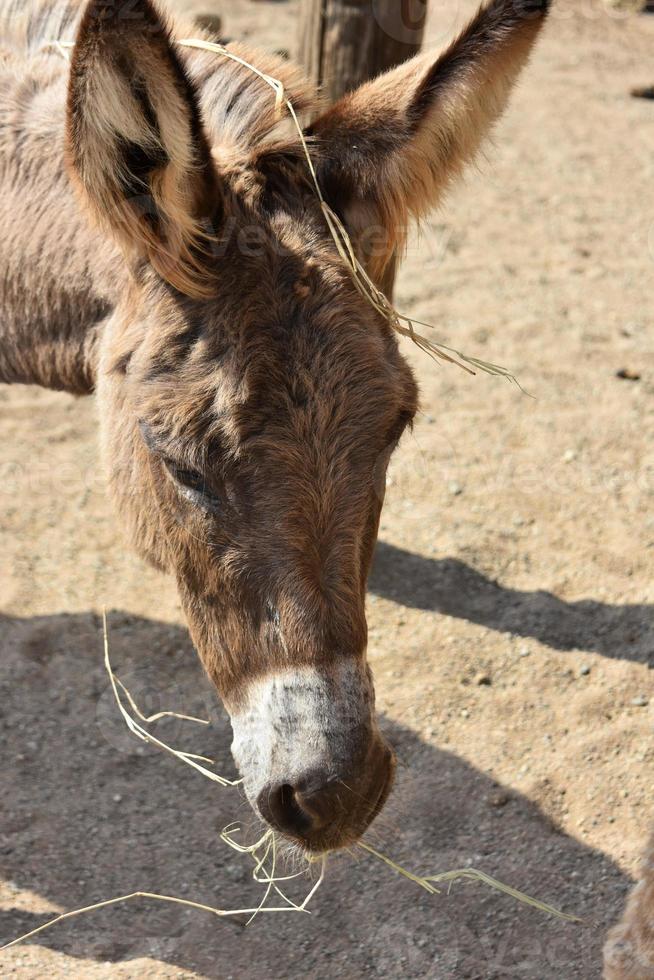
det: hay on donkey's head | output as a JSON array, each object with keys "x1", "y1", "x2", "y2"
[{"x1": 49, "y1": 36, "x2": 526, "y2": 390}]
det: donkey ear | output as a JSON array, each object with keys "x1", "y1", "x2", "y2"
[
  {"x1": 66, "y1": 0, "x2": 218, "y2": 297},
  {"x1": 308, "y1": 0, "x2": 549, "y2": 283}
]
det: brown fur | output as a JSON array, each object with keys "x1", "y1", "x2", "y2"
[
  {"x1": 0, "y1": 0, "x2": 550, "y2": 847},
  {"x1": 604, "y1": 834, "x2": 654, "y2": 979}
]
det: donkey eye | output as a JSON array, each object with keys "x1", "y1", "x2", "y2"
[
  {"x1": 164, "y1": 461, "x2": 220, "y2": 508},
  {"x1": 173, "y1": 467, "x2": 207, "y2": 492}
]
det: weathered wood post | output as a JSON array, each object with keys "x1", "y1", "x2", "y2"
[
  {"x1": 298, "y1": 0, "x2": 427, "y2": 104},
  {"x1": 298, "y1": 0, "x2": 427, "y2": 296}
]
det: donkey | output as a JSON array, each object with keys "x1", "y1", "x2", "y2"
[
  {"x1": 604, "y1": 832, "x2": 654, "y2": 978},
  {"x1": 0, "y1": 0, "x2": 550, "y2": 853}
]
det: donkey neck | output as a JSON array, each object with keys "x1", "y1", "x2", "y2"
[{"x1": 0, "y1": 48, "x2": 121, "y2": 394}]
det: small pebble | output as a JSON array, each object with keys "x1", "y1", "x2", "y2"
[
  {"x1": 448, "y1": 481, "x2": 463, "y2": 496},
  {"x1": 488, "y1": 791, "x2": 510, "y2": 808},
  {"x1": 562, "y1": 449, "x2": 577, "y2": 463},
  {"x1": 519, "y1": 646, "x2": 530, "y2": 657},
  {"x1": 474, "y1": 672, "x2": 492, "y2": 686},
  {"x1": 616, "y1": 368, "x2": 641, "y2": 381},
  {"x1": 580, "y1": 665, "x2": 591, "y2": 676},
  {"x1": 630, "y1": 695, "x2": 649, "y2": 707}
]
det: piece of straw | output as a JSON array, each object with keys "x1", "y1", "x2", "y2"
[
  {"x1": 113, "y1": 673, "x2": 209, "y2": 727},
  {"x1": 102, "y1": 611, "x2": 241, "y2": 786},
  {"x1": 0, "y1": 824, "x2": 327, "y2": 952},
  {"x1": 359, "y1": 842, "x2": 582, "y2": 923},
  {"x1": 41, "y1": 39, "x2": 73, "y2": 59},
  {"x1": 0, "y1": 881, "x2": 315, "y2": 953}
]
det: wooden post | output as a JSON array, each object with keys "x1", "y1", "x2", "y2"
[
  {"x1": 298, "y1": 0, "x2": 427, "y2": 297},
  {"x1": 298, "y1": 0, "x2": 427, "y2": 106}
]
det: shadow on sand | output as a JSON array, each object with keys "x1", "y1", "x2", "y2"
[
  {"x1": 0, "y1": 610, "x2": 627, "y2": 979},
  {"x1": 370, "y1": 542, "x2": 653, "y2": 663}
]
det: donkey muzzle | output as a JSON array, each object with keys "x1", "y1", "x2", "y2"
[{"x1": 229, "y1": 661, "x2": 394, "y2": 851}]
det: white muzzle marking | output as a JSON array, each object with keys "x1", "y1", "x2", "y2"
[{"x1": 230, "y1": 660, "x2": 375, "y2": 811}]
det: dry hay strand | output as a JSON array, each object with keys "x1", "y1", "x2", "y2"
[
  {"x1": 0, "y1": 833, "x2": 327, "y2": 953},
  {"x1": 103, "y1": 613, "x2": 240, "y2": 787},
  {"x1": 359, "y1": 842, "x2": 582, "y2": 922}
]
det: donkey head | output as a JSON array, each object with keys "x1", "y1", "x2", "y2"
[{"x1": 66, "y1": 0, "x2": 548, "y2": 852}]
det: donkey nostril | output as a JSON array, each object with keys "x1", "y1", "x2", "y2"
[
  {"x1": 257, "y1": 781, "x2": 318, "y2": 838},
  {"x1": 279, "y1": 783, "x2": 313, "y2": 833}
]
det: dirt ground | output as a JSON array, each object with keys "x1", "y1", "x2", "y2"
[{"x1": 1, "y1": 1, "x2": 653, "y2": 977}]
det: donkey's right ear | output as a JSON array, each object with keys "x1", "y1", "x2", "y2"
[{"x1": 66, "y1": 0, "x2": 219, "y2": 297}]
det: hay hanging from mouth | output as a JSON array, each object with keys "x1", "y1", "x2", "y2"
[
  {"x1": 0, "y1": 613, "x2": 581, "y2": 953},
  {"x1": 103, "y1": 612, "x2": 241, "y2": 786},
  {"x1": 101, "y1": 610, "x2": 579, "y2": 925},
  {"x1": 358, "y1": 842, "x2": 582, "y2": 922},
  {"x1": 0, "y1": 828, "x2": 327, "y2": 952}
]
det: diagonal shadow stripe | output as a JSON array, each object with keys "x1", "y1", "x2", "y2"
[{"x1": 369, "y1": 542, "x2": 653, "y2": 662}]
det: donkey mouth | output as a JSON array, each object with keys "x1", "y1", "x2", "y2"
[{"x1": 255, "y1": 743, "x2": 396, "y2": 854}]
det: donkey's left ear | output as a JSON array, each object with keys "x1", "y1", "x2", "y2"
[
  {"x1": 308, "y1": 0, "x2": 550, "y2": 283},
  {"x1": 67, "y1": 0, "x2": 219, "y2": 297}
]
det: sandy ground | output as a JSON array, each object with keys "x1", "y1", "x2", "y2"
[{"x1": 1, "y1": 1, "x2": 653, "y2": 977}]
